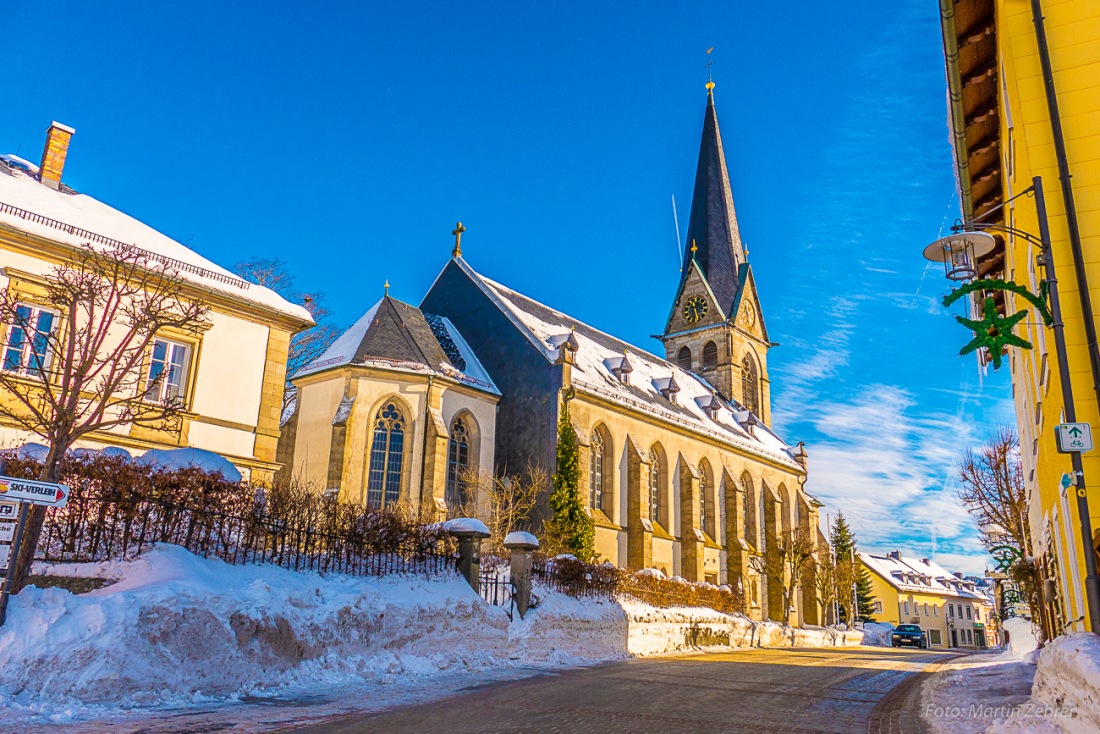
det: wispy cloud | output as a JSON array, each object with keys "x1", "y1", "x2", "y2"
[{"x1": 762, "y1": 0, "x2": 1014, "y2": 576}]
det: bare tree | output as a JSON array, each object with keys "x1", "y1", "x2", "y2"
[
  {"x1": 0, "y1": 245, "x2": 209, "y2": 588},
  {"x1": 234, "y1": 256, "x2": 339, "y2": 408},
  {"x1": 458, "y1": 463, "x2": 546, "y2": 558},
  {"x1": 814, "y1": 545, "x2": 838, "y2": 625},
  {"x1": 958, "y1": 426, "x2": 1050, "y2": 642},
  {"x1": 958, "y1": 426, "x2": 1030, "y2": 551},
  {"x1": 749, "y1": 528, "x2": 818, "y2": 623}
]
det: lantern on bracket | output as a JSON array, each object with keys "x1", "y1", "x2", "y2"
[{"x1": 922, "y1": 231, "x2": 997, "y2": 282}]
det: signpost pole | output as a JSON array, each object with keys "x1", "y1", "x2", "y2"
[{"x1": 0, "y1": 501, "x2": 29, "y2": 627}]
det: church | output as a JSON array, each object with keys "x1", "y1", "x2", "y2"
[{"x1": 279, "y1": 85, "x2": 822, "y2": 625}]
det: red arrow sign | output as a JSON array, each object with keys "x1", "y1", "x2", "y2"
[{"x1": 0, "y1": 476, "x2": 70, "y2": 508}]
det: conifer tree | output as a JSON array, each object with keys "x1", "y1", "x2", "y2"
[
  {"x1": 830, "y1": 512, "x2": 876, "y2": 622},
  {"x1": 542, "y1": 400, "x2": 595, "y2": 560}
]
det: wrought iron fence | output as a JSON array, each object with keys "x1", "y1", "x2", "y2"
[
  {"x1": 35, "y1": 497, "x2": 458, "y2": 578},
  {"x1": 478, "y1": 569, "x2": 516, "y2": 620}
]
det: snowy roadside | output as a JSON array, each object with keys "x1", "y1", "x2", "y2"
[
  {"x1": 918, "y1": 618, "x2": 1087, "y2": 734},
  {"x1": 0, "y1": 544, "x2": 862, "y2": 731}
]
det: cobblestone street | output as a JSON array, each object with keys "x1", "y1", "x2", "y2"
[{"x1": 287, "y1": 647, "x2": 951, "y2": 734}]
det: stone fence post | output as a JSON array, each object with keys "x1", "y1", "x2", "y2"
[
  {"x1": 504, "y1": 531, "x2": 540, "y2": 619},
  {"x1": 444, "y1": 518, "x2": 491, "y2": 591}
]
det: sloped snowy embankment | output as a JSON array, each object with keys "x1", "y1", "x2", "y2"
[
  {"x1": 0, "y1": 544, "x2": 862, "y2": 723},
  {"x1": 1028, "y1": 633, "x2": 1100, "y2": 734}
]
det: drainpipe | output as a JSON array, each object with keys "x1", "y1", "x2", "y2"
[{"x1": 1031, "y1": 0, "x2": 1100, "y2": 415}]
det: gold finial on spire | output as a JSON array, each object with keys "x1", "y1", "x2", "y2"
[
  {"x1": 691, "y1": 239, "x2": 698, "y2": 256},
  {"x1": 451, "y1": 221, "x2": 467, "y2": 258},
  {"x1": 384, "y1": 279, "x2": 390, "y2": 296},
  {"x1": 705, "y1": 47, "x2": 715, "y2": 92}
]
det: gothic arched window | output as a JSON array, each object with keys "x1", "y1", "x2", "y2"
[
  {"x1": 742, "y1": 355, "x2": 759, "y2": 414},
  {"x1": 590, "y1": 430, "x2": 605, "y2": 511},
  {"x1": 742, "y1": 473, "x2": 755, "y2": 545},
  {"x1": 677, "y1": 346, "x2": 692, "y2": 371},
  {"x1": 445, "y1": 416, "x2": 471, "y2": 510},
  {"x1": 703, "y1": 341, "x2": 718, "y2": 370},
  {"x1": 367, "y1": 402, "x2": 405, "y2": 510},
  {"x1": 699, "y1": 461, "x2": 711, "y2": 536},
  {"x1": 649, "y1": 448, "x2": 663, "y2": 526},
  {"x1": 758, "y1": 483, "x2": 768, "y2": 552}
]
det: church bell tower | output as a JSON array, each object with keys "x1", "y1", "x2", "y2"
[{"x1": 660, "y1": 82, "x2": 773, "y2": 425}]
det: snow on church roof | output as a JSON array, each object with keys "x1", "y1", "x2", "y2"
[
  {"x1": 450, "y1": 257, "x2": 802, "y2": 471},
  {"x1": 296, "y1": 295, "x2": 498, "y2": 395},
  {"x1": 0, "y1": 165, "x2": 311, "y2": 322}
]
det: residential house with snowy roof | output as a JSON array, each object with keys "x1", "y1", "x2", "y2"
[
  {"x1": 279, "y1": 294, "x2": 499, "y2": 513},
  {"x1": 861, "y1": 551, "x2": 997, "y2": 648},
  {"x1": 419, "y1": 85, "x2": 820, "y2": 625},
  {"x1": 0, "y1": 123, "x2": 313, "y2": 481}
]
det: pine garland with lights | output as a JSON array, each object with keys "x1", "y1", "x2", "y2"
[{"x1": 941, "y1": 278, "x2": 1053, "y2": 370}]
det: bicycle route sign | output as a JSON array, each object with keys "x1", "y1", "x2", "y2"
[
  {"x1": 1056, "y1": 422, "x2": 1093, "y2": 454},
  {"x1": 0, "y1": 476, "x2": 69, "y2": 508}
]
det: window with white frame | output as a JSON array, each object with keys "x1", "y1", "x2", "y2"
[
  {"x1": 966, "y1": 606, "x2": 972, "y2": 620},
  {"x1": 873, "y1": 600, "x2": 883, "y2": 614},
  {"x1": 145, "y1": 338, "x2": 191, "y2": 404},
  {"x1": 903, "y1": 601, "x2": 909, "y2": 614},
  {"x1": 3, "y1": 303, "x2": 56, "y2": 377}
]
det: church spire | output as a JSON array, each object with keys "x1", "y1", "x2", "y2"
[{"x1": 681, "y1": 88, "x2": 745, "y2": 317}]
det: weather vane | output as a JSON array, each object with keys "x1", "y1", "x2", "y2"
[{"x1": 705, "y1": 47, "x2": 715, "y2": 91}]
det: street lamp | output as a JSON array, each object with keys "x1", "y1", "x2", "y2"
[
  {"x1": 980, "y1": 523, "x2": 1009, "y2": 544},
  {"x1": 923, "y1": 175, "x2": 1100, "y2": 635},
  {"x1": 923, "y1": 230, "x2": 997, "y2": 281}
]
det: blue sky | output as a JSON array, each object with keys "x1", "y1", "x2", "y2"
[{"x1": 3, "y1": 1, "x2": 1013, "y2": 573}]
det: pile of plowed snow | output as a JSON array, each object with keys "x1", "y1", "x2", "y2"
[{"x1": 0, "y1": 545, "x2": 517, "y2": 714}]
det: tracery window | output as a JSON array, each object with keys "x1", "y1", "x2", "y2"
[
  {"x1": 742, "y1": 356, "x2": 759, "y2": 414},
  {"x1": 699, "y1": 463, "x2": 710, "y2": 536},
  {"x1": 742, "y1": 476, "x2": 754, "y2": 544},
  {"x1": 703, "y1": 341, "x2": 718, "y2": 370},
  {"x1": 590, "y1": 430, "x2": 605, "y2": 511},
  {"x1": 649, "y1": 448, "x2": 662, "y2": 526},
  {"x1": 677, "y1": 346, "x2": 692, "y2": 371},
  {"x1": 758, "y1": 484, "x2": 767, "y2": 552},
  {"x1": 367, "y1": 403, "x2": 405, "y2": 509},
  {"x1": 445, "y1": 416, "x2": 470, "y2": 510}
]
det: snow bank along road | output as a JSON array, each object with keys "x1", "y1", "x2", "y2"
[{"x1": 287, "y1": 647, "x2": 951, "y2": 734}]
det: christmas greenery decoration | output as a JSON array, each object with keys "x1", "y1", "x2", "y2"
[
  {"x1": 941, "y1": 278, "x2": 1053, "y2": 371},
  {"x1": 543, "y1": 399, "x2": 595, "y2": 561}
]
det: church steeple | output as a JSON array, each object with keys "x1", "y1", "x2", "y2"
[
  {"x1": 681, "y1": 88, "x2": 745, "y2": 317},
  {"x1": 660, "y1": 85, "x2": 772, "y2": 425}
]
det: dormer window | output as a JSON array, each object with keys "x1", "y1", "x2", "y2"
[
  {"x1": 610, "y1": 352, "x2": 633, "y2": 385},
  {"x1": 704, "y1": 391, "x2": 722, "y2": 420},
  {"x1": 657, "y1": 375, "x2": 680, "y2": 403}
]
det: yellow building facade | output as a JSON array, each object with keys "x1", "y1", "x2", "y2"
[
  {"x1": 862, "y1": 552, "x2": 997, "y2": 649},
  {"x1": 0, "y1": 123, "x2": 311, "y2": 481},
  {"x1": 939, "y1": 0, "x2": 1100, "y2": 636}
]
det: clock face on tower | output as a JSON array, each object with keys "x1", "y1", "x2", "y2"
[{"x1": 683, "y1": 296, "x2": 708, "y2": 323}]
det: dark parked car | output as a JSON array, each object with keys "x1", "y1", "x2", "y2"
[{"x1": 891, "y1": 624, "x2": 927, "y2": 649}]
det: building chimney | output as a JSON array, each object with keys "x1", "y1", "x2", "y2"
[
  {"x1": 887, "y1": 550, "x2": 902, "y2": 560},
  {"x1": 39, "y1": 121, "x2": 75, "y2": 190}
]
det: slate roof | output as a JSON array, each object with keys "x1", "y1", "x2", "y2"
[
  {"x1": 295, "y1": 295, "x2": 498, "y2": 395},
  {"x1": 681, "y1": 89, "x2": 746, "y2": 317},
  {"x1": 443, "y1": 257, "x2": 802, "y2": 472},
  {"x1": 860, "y1": 552, "x2": 990, "y2": 602}
]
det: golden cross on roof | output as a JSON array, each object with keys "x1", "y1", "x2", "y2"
[
  {"x1": 451, "y1": 221, "x2": 467, "y2": 258},
  {"x1": 691, "y1": 239, "x2": 698, "y2": 256},
  {"x1": 384, "y1": 279, "x2": 390, "y2": 295},
  {"x1": 705, "y1": 47, "x2": 715, "y2": 92}
]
